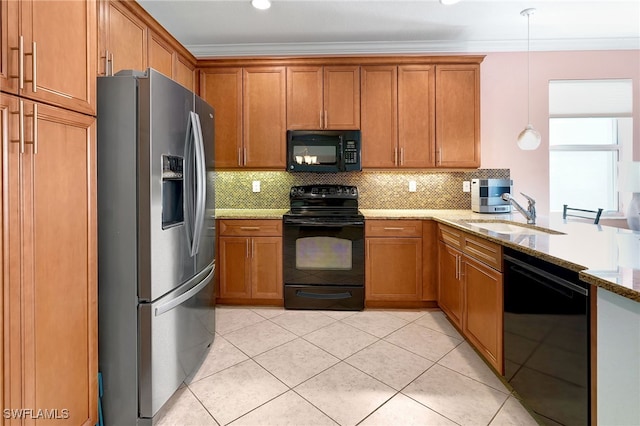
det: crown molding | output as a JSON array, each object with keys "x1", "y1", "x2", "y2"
[{"x1": 188, "y1": 38, "x2": 640, "y2": 58}]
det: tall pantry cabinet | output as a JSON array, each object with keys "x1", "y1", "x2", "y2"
[{"x1": 1, "y1": 0, "x2": 98, "y2": 424}]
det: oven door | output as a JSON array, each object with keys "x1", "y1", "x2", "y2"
[{"x1": 283, "y1": 216, "x2": 364, "y2": 310}]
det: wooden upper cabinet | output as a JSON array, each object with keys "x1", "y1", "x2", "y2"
[
  {"x1": 0, "y1": 0, "x2": 19, "y2": 94},
  {"x1": 399, "y1": 65, "x2": 435, "y2": 168},
  {"x1": 361, "y1": 65, "x2": 397, "y2": 168},
  {"x1": 286, "y1": 65, "x2": 360, "y2": 130},
  {"x1": 361, "y1": 65, "x2": 435, "y2": 169},
  {"x1": 148, "y1": 29, "x2": 174, "y2": 79},
  {"x1": 7, "y1": 0, "x2": 97, "y2": 115},
  {"x1": 99, "y1": 0, "x2": 147, "y2": 76},
  {"x1": 174, "y1": 54, "x2": 195, "y2": 92},
  {"x1": 243, "y1": 67, "x2": 286, "y2": 168},
  {"x1": 200, "y1": 68, "x2": 243, "y2": 168},
  {"x1": 435, "y1": 64, "x2": 480, "y2": 168}
]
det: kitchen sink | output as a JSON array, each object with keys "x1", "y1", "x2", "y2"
[{"x1": 466, "y1": 221, "x2": 563, "y2": 236}]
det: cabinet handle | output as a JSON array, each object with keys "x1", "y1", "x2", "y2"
[
  {"x1": 454, "y1": 254, "x2": 459, "y2": 279},
  {"x1": 251, "y1": 239, "x2": 255, "y2": 259},
  {"x1": 101, "y1": 50, "x2": 112, "y2": 76},
  {"x1": 459, "y1": 257, "x2": 465, "y2": 279},
  {"x1": 394, "y1": 146, "x2": 398, "y2": 166},
  {"x1": 319, "y1": 111, "x2": 323, "y2": 129},
  {"x1": 10, "y1": 36, "x2": 24, "y2": 89},
  {"x1": 366, "y1": 240, "x2": 370, "y2": 261},
  {"x1": 400, "y1": 147, "x2": 405, "y2": 166},
  {"x1": 110, "y1": 52, "x2": 114, "y2": 76},
  {"x1": 438, "y1": 148, "x2": 442, "y2": 165},
  {"x1": 240, "y1": 227, "x2": 260, "y2": 231},
  {"x1": 24, "y1": 104, "x2": 37, "y2": 155},
  {"x1": 24, "y1": 41, "x2": 36, "y2": 93},
  {"x1": 243, "y1": 148, "x2": 247, "y2": 166},
  {"x1": 324, "y1": 110, "x2": 327, "y2": 129},
  {"x1": 246, "y1": 239, "x2": 250, "y2": 258},
  {"x1": 383, "y1": 227, "x2": 404, "y2": 231},
  {"x1": 9, "y1": 101, "x2": 25, "y2": 154}
]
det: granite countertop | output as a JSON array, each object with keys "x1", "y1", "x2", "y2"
[{"x1": 214, "y1": 208, "x2": 640, "y2": 302}]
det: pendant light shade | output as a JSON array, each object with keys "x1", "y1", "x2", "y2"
[{"x1": 518, "y1": 8, "x2": 541, "y2": 150}]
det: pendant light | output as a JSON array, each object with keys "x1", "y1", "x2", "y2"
[{"x1": 517, "y1": 8, "x2": 541, "y2": 150}]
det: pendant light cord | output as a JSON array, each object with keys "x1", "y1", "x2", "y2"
[{"x1": 526, "y1": 11, "x2": 531, "y2": 124}]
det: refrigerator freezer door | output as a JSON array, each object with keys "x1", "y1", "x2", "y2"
[
  {"x1": 138, "y1": 70, "x2": 197, "y2": 301},
  {"x1": 138, "y1": 262, "x2": 215, "y2": 419}
]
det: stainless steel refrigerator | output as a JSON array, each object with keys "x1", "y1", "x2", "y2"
[{"x1": 97, "y1": 69, "x2": 215, "y2": 425}]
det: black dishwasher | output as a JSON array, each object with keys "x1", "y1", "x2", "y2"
[{"x1": 503, "y1": 247, "x2": 590, "y2": 426}]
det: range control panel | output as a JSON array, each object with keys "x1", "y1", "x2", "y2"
[{"x1": 289, "y1": 185, "x2": 358, "y2": 200}]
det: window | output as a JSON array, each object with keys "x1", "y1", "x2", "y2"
[{"x1": 549, "y1": 79, "x2": 633, "y2": 214}]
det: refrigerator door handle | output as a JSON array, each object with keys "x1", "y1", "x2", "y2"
[
  {"x1": 191, "y1": 111, "x2": 206, "y2": 256},
  {"x1": 154, "y1": 263, "x2": 215, "y2": 316},
  {"x1": 184, "y1": 112, "x2": 196, "y2": 255}
]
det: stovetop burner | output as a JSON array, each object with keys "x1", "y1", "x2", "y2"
[{"x1": 285, "y1": 185, "x2": 361, "y2": 218}]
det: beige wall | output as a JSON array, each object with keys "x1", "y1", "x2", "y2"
[{"x1": 480, "y1": 50, "x2": 640, "y2": 215}]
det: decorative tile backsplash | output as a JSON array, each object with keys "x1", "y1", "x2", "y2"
[{"x1": 209, "y1": 169, "x2": 510, "y2": 210}]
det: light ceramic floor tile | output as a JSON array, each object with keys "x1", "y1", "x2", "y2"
[
  {"x1": 215, "y1": 307, "x2": 266, "y2": 335},
  {"x1": 229, "y1": 391, "x2": 338, "y2": 426},
  {"x1": 384, "y1": 309, "x2": 428, "y2": 322},
  {"x1": 270, "y1": 310, "x2": 337, "y2": 336},
  {"x1": 254, "y1": 338, "x2": 339, "y2": 387},
  {"x1": 303, "y1": 322, "x2": 378, "y2": 359},
  {"x1": 489, "y1": 396, "x2": 539, "y2": 426},
  {"x1": 294, "y1": 363, "x2": 395, "y2": 426},
  {"x1": 403, "y1": 364, "x2": 509, "y2": 426},
  {"x1": 438, "y1": 342, "x2": 510, "y2": 393},
  {"x1": 345, "y1": 340, "x2": 433, "y2": 390},
  {"x1": 186, "y1": 335, "x2": 249, "y2": 384},
  {"x1": 250, "y1": 306, "x2": 286, "y2": 319},
  {"x1": 320, "y1": 310, "x2": 358, "y2": 320},
  {"x1": 189, "y1": 359, "x2": 288, "y2": 426},
  {"x1": 155, "y1": 385, "x2": 218, "y2": 426},
  {"x1": 359, "y1": 393, "x2": 457, "y2": 426},
  {"x1": 223, "y1": 319, "x2": 297, "y2": 357},
  {"x1": 340, "y1": 311, "x2": 408, "y2": 338},
  {"x1": 413, "y1": 311, "x2": 463, "y2": 339},
  {"x1": 384, "y1": 323, "x2": 462, "y2": 362}
]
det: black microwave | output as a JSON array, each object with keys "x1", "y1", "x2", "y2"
[{"x1": 286, "y1": 130, "x2": 361, "y2": 172}]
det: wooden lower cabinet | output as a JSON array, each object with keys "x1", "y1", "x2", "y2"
[
  {"x1": 218, "y1": 220, "x2": 283, "y2": 303},
  {"x1": 437, "y1": 224, "x2": 503, "y2": 373},
  {"x1": 1, "y1": 94, "x2": 98, "y2": 424},
  {"x1": 463, "y1": 255, "x2": 503, "y2": 371},
  {"x1": 365, "y1": 220, "x2": 422, "y2": 302}
]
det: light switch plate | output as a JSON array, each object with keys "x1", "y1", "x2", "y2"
[
  {"x1": 252, "y1": 180, "x2": 261, "y2": 192},
  {"x1": 463, "y1": 181, "x2": 471, "y2": 192},
  {"x1": 409, "y1": 180, "x2": 417, "y2": 192}
]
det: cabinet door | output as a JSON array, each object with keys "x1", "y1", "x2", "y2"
[
  {"x1": 243, "y1": 67, "x2": 286, "y2": 168},
  {"x1": 251, "y1": 237, "x2": 283, "y2": 300},
  {"x1": 324, "y1": 66, "x2": 360, "y2": 129},
  {"x1": 435, "y1": 64, "x2": 480, "y2": 168},
  {"x1": 20, "y1": 0, "x2": 97, "y2": 115},
  {"x1": 148, "y1": 29, "x2": 174, "y2": 79},
  {"x1": 399, "y1": 65, "x2": 435, "y2": 168},
  {"x1": 3, "y1": 96, "x2": 98, "y2": 424},
  {"x1": 366, "y1": 238, "x2": 422, "y2": 301},
  {"x1": 361, "y1": 66, "x2": 397, "y2": 168},
  {"x1": 219, "y1": 237, "x2": 251, "y2": 299},
  {"x1": 174, "y1": 54, "x2": 195, "y2": 91},
  {"x1": 438, "y1": 240, "x2": 463, "y2": 328},
  {"x1": 0, "y1": 0, "x2": 19, "y2": 94},
  {"x1": 100, "y1": 0, "x2": 147, "y2": 76},
  {"x1": 463, "y1": 255, "x2": 503, "y2": 373},
  {"x1": 286, "y1": 66, "x2": 323, "y2": 129},
  {"x1": 200, "y1": 68, "x2": 243, "y2": 168}
]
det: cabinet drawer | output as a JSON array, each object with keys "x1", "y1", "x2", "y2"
[
  {"x1": 366, "y1": 220, "x2": 423, "y2": 237},
  {"x1": 463, "y1": 233, "x2": 502, "y2": 271},
  {"x1": 219, "y1": 219, "x2": 282, "y2": 236},
  {"x1": 438, "y1": 224, "x2": 463, "y2": 249}
]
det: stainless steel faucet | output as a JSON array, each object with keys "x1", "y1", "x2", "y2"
[{"x1": 502, "y1": 192, "x2": 536, "y2": 224}]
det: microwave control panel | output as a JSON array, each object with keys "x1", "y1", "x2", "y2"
[{"x1": 343, "y1": 140, "x2": 359, "y2": 164}]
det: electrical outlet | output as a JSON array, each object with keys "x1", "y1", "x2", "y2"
[
  {"x1": 409, "y1": 180, "x2": 417, "y2": 192},
  {"x1": 463, "y1": 181, "x2": 471, "y2": 192},
  {"x1": 252, "y1": 180, "x2": 261, "y2": 193}
]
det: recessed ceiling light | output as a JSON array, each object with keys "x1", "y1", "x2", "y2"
[
  {"x1": 439, "y1": 0, "x2": 461, "y2": 4},
  {"x1": 251, "y1": 0, "x2": 271, "y2": 10}
]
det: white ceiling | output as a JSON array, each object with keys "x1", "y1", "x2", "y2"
[{"x1": 137, "y1": 0, "x2": 640, "y2": 58}]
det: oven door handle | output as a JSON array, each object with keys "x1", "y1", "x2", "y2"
[
  {"x1": 283, "y1": 218, "x2": 364, "y2": 227},
  {"x1": 296, "y1": 290, "x2": 353, "y2": 300}
]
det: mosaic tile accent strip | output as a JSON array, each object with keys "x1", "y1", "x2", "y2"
[{"x1": 210, "y1": 169, "x2": 510, "y2": 210}]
